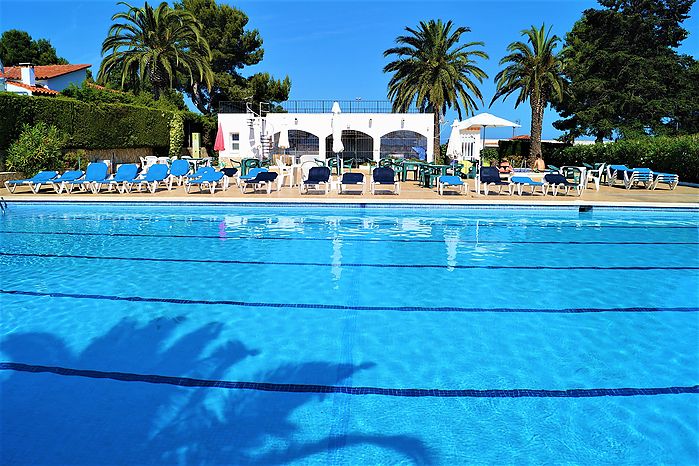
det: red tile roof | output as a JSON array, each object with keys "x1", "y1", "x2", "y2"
[
  {"x1": 511, "y1": 134, "x2": 531, "y2": 140},
  {"x1": 2, "y1": 64, "x2": 90, "y2": 80},
  {"x1": 6, "y1": 81, "x2": 60, "y2": 95}
]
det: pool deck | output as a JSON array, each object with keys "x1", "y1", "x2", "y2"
[{"x1": 2, "y1": 179, "x2": 698, "y2": 208}]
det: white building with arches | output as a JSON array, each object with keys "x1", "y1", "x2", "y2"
[{"x1": 216, "y1": 101, "x2": 435, "y2": 164}]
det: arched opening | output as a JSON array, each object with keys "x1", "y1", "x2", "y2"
[
  {"x1": 379, "y1": 130, "x2": 428, "y2": 160},
  {"x1": 274, "y1": 130, "x2": 320, "y2": 156},
  {"x1": 325, "y1": 130, "x2": 374, "y2": 163}
]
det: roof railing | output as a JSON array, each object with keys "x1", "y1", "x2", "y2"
[{"x1": 219, "y1": 100, "x2": 427, "y2": 114}]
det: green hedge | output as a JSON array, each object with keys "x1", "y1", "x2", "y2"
[
  {"x1": 497, "y1": 140, "x2": 570, "y2": 167},
  {"x1": 548, "y1": 135, "x2": 699, "y2": 183},
  {"x1": 0, "y1": 92, "x2": 174, "y2": 151}
]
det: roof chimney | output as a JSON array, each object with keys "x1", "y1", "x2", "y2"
[{"x1": 19, "y1": 63, "x2": 35, "y2": 86}]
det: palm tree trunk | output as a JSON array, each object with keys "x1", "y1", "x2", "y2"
[
  {"x1": 529, "y1": 97, "x2": 544, "y2": 166},
  {"x1": 433, "y1": 111, "x2": 441, "y2": 164}
]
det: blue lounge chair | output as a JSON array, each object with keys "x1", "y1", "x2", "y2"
[
  {"x1": 606, "y1": 164, "x2": 631, "y2": 187},
  {"x1": 510, "y1": 176, "x2": 547, "y2": 196},
  {"x1": 134, "y1": 164, "x2": 170, "y2": 193},
  {"x1": 168, "y1": 159, "x2": 191, "y2": 187},
  {"x1": 45, "y1": 170, "x2": 83, "y2": 194},
  {"x1": 300, "y1": 166, "x2": 331, "y2": 194},
  {"x1": 437, "y1": 175, "x2": 466, "y2": 195},
  {"x1": 66, "y1": 162, "x2": 108, "y2": 193},
  {"x1": 185, "y1": 170, "x2": 226, "y2": 194},
  {"x1": 338, "y1": 172, "x2": 365, "y2": 194},
  {"x1": 543, "y1": 173, "x2": 583, "y2": 196},
  {"x1": 623, "y1": 167, "x2": 654, "y2": 190},
  {"x1": 652, "y1": 172, "x2": 679, "y2": 190},
  {"x1": 371, "y1": 167, "x2": 401, "y2": 194},
  {"x1": 478, "y1": 166, "x2": 509, "y2": 195},
  {"x1": 4, "y1": 170, "x2": 58, "y2": 194},
  {"x1": 240, "y1": 171, "x2": 278, "y2": 194},
  {"x1": 93, "y1": 164, "x2": 139, "y2": 193},
  {"x1": 237, "y1": 167, "x2": 268, "y2": 187}
]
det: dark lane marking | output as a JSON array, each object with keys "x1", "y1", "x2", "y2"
[
  {"x1": 1, "y1": 289, "x2": 696, "y2": 314},
  {"x1": 1, "y1": 362, "x2": 696, "y2": 398},
  {"x1": 1, "y1": 252, "x2": 697, "y2": 270},
  {"x1": 1, "y1": 230, "x2": 697, "y2": 245},
  {"x1": 12, "y1": 215, "x2": 699, "y2": 229}
]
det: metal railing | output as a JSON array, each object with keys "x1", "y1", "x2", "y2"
[{"x1": 219, "y1": 100, "x2": 427, "y2": 114}]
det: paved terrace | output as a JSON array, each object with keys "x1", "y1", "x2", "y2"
[{"x1": 2, "y1": 175, "x2": 697, "y2": 206}]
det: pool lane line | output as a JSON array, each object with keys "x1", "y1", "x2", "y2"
[
  {"x1": 1, "y1": 362, "x2": 696, "y2": 398},
  {"x1": 16, "y1": 215, "x2": 699, "y2": 229},
  {"x1": 1, "y1": 289, "x2": 697, "y2": 314},
  {"x1": 2, "y1": 230, "x2": 698, "y2": 246},
  {"x1": 1, "y1": 252, "x2": 697, "y2": 271}
]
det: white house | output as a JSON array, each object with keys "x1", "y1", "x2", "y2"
[
  {"x1": 1, "y1": 63, "x2": 90, "y2": 96},
  {"x1": 217, "y1": 101, "x2": 435, "y2": 164}
]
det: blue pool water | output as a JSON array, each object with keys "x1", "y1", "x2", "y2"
[{"x1": 0, "y1": 202, "x2": 697, "y2": 465}]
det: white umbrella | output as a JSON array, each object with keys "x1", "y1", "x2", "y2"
[
  {"x1": 278, "y1": 124, "x2": 290, "y2": 151},
  {"x1": 458, "y1": 112, "x2": 520, "y2": 151},
  {"x1": 458, "y1": 113, "x2": 520, "y2": 180},
  {"x1": 331, "y1": 101, "x2": 344, "y2": 174},
  {"x1": 445, "y1": 119, "x2": 461, "y2": 160}
]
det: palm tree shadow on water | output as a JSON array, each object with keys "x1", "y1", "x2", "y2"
[{"x1": 0, "y1": 317, "x2": 431, "y2": 464}]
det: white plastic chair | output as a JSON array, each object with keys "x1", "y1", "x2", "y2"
[{"x1": 586, "y1": 164, "x2": 605, "y2": 191}]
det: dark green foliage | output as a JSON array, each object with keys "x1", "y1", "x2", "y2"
[
  {"x1": 174, "y1": 0, "x2": 291, "y2": 114},
  {"x1": 480, "y1": 148, "x2": 499, "y2": 165},
  {"x1": 0, "y1": 93, "x2": 173, "y2": 151},
  {"x1": 0, "y1": 29, "x2": 68, "y2": 66},
  {"x1": 547, "y1": 135, "x2": 699, "y2": 183},
  {"x1": 6, "y1": 122, "x2": 67, "y2": 176},
  {"x1": 98, "y1": 1, "x2": 214, "y2": 101},
  {"x1": 554, "y1": 0, "x2": 698, "y2": 140},
  {"x1": 497, "y1": 140, "x2": 569, "y2": 167},
  {"x1": 61, "y1": 82, "x2": 185, "y2": 111}
]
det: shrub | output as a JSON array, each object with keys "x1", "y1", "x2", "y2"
[
  {"x1": 480, "y1": 148, "x2": 499, "y2": 165},
  {"x1": 6, "y1": 122, "x2": 67, "y2": 176},
  {"x1": 551, "y1": 135, "x2": 699, "y2": 183},
  {"x1": 0, "y1": 93, "x2": 173, "y2": 151},
  {"x1": 169, "y1": 113, "x2": 184, "y2": 158}
]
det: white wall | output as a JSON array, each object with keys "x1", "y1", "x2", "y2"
[
  {"x1": 41, "y1": 69, "x2": 88, "y2": 91},
  {"x1": 6, "y1": 82, "x2": 32, "y2": 95},
  {"x1": 218, "y1": 112, "x2": 434, "y2": 163}
]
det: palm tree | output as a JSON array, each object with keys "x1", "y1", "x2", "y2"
[
  {"x1": 98, "y1": 1, "x2": 213, "y2": 100},
  {"x1": 384, "y1": 20, "x2": 488, "y2": 164},
  {"x1": 491, "y1": 24, "x2": 565, "y2": 164}
]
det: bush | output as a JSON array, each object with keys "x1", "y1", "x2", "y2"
[
  {"x1": 498, "y1": 140, "x2": 570, "y2": 167},
  {"x1": 169, "y1": 113, "x2": 184, "y2": 158},
  {"x1": 6, "y1": 122, "x2": 67, "y2": 176},
  {"x1": 551, "y1": 135, "x2": 699, "y2": 183},
  {"x1": 0, "y1": 92, "x2": 173, "y2": 151},
  {"x1": 480, "y1": 148, "x2": 499, "y2": 166}
]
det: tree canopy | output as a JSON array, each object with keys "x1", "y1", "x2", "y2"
[
  {"x1": 383, "y1": 19, "x2": 488, "y2": 163},
  {"x1": 553, "y1": 0, "x2": 698, "y2": 140},
  {"x1": 98, "y1": 1, "x2": 213, "y2": 101},
  {"x1": 0, "y1": 29, "x2": 68, "y2": 66},
  {"x1": 174, "y1": 0, "x2": 291, "y2": 114},
  {"x1": 491, "y1": 24, "x2": 565, "y2": 161}
]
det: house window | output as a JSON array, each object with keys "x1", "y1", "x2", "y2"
[{"x1": 230, "y1": 133, "x2": 240, "y2": 152}]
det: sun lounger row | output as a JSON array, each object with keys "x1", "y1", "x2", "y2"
[
  {"x1": 606, "y1": 165, "x2": 679, "y2": 190},
  {"x1": 4, "y1": 161, "x2": 231, "y2": 195}
]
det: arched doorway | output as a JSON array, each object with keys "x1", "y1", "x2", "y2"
[
  {"x1": 379, "y1": 130, "x2": 428, "y2": 160},
  {"x1": 325, "y1": 130, "x2": 374, "y2": 164},
  {"x1": 274, "y1": 130, "x2": 320, "y2": 156}
]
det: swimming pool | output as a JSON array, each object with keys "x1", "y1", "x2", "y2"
[{"x1": 1, "y1": 202, "x2": 697, "y2": 464}]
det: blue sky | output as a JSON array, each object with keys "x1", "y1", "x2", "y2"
[{"x1": 1, "y1": 0, "x2": 697, "y2": 141}]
